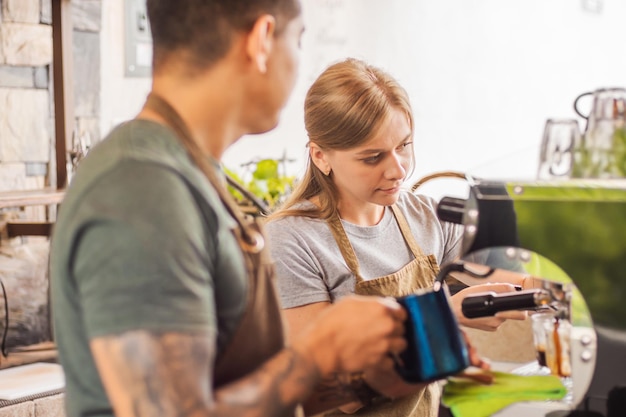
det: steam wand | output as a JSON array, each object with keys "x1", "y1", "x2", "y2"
[{"x1": 433, "y1": 261, "x2": 495, "y2": 292}]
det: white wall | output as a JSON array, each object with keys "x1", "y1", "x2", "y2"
[
  {"x1": 224, "y1": 0, "x2": 626, "y2": 193},
  {"x1": 99, "y1": 0, "x2": 151, "y2": 137},
  {"x1": 100, "y1": 0, "x2": 626, "y2": 195}
]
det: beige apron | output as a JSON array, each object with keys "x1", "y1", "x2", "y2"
[
  {"x1": 144, "y1": 94, "x2": 297, "y2": 413},
  {"x1": 324, "y1": 205, "x2": 442, "y2": 417}
]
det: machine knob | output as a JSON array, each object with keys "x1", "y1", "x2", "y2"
[
  {"x1": 580, "y1": 335, "x2": 593, "y2": 346},
  {"x1": 437, "y1": 196, "x2": 467, "y2": 224},
  {"x1": 580, "y1": 350, "x2": 593, "y2": 362}
]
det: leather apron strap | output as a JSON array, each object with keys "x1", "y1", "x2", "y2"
[
  {"x1": 326, "y1": 204, "x2": 424, "y2": 282},
  {"x1": 326, "y1": 215, "x2": 363, "y2": 281},
  {"x1": 143, "y1": 93, "x2": 285, "y2": 388},
  {"x1": 389, "y1": 205, "x2": 426, "y2": 259}
]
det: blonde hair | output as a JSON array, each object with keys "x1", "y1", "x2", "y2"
[{"x1": 269, "y1": 58, "x2": 414, "y2": 221}]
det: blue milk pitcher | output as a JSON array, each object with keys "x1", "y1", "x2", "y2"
[{"x1": 394, "y1": 266, "x2": 470, "y2": 383}]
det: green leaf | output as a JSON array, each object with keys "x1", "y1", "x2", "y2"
[
  {"x1": 223, "y1": 158, "x2": 294, "y2": 211},
  {"x1": 253, "y1": 159, "x2": 279, "y2": 180}
]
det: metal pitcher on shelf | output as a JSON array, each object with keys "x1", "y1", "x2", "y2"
[{"x1": 572, "y1": 87, "x2": 626, "y2": 178}]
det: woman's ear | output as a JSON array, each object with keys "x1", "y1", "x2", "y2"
[
  {"x1": 246, "y1": 14, "x2": 276, "y2": 74},
  {"x1": 309, "y1": 143, "x2": 331, "y2": 176}
]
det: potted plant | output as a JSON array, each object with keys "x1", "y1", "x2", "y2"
[{"x1": 224, "y1": 156, "x2": 296, "y2": 216}]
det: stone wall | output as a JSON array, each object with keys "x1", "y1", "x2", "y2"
[
  {"x1": 0, "y1": 0, "x2": 102, "y2": 198},
  {"x1": 0, "y1": 393, "x2": 64, "y2": 417},
  {"x1": 0, "y1": 0, "x2": 101, "y2": 366}
]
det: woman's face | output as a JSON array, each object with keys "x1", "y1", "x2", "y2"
[{"x1": 325, "y1": 107, "x2": 413, "y2": 219}]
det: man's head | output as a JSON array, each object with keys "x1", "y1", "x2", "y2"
[
  {"x1": 147, "y1": 0, "x2": 301, "y2": 74},
  {"x1": 146, "y1": 0, "x2": 304, "y2": 138}
]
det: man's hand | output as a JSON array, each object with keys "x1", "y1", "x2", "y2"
[{"x1": 292, "y1": 295, "x2": 408, "y2": 378}]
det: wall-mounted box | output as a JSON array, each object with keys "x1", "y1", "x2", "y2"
[{"x1": 125, "y1": 0, "x2": 152, "y2": 77}]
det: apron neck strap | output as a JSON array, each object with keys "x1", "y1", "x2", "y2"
[
  {"x1": 144, "y1": 92, "x2": 263, "y2": 253},
  {"x1": 389, "y1": 204, "x2": 425, "y2": 258},
  {"x1": 327, "y1": 204, "x2": 424, "y2": 283},
  {"x1": 327, "y1": 214, "x2": 364, "y2": 281}
]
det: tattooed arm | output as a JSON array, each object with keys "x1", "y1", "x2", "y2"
[
  {"x1": 90, "y1": 296, "x2": 407, "y2": 417},
  {"x1": 90, "y1": 331, "x2": 317, "y2": 417}
]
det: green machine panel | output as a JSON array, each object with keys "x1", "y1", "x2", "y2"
[{"x1": 505, "y1": 180, "x2": 626, "y2": 331}]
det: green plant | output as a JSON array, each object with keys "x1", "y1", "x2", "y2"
[{"x1": 224, "y1": 158, "x2": 296, "y2": 214}]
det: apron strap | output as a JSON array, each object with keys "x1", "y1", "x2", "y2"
[
  {"x1": 144, "y1": 93, "x2": 264, "y2": 253},
  {"x1": 327, "y1": 204, "x2": 425, "y2": 284},
  {"x1": 144, "y1": 92, "x2": 287, "y2": 390},
  {"x1": 389, "y1": 204, "x2": 425, "y2": 258},
  {"x1": 327, "y1": 214, "x2": 365, "y2": 282}
]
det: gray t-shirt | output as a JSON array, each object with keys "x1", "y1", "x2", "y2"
[
  {"x1": 50, "y1": 120, "x2": 247, "y2": 417},
  {"x1": 266, "y1": 192, "x2": 464, "y2": 308}
]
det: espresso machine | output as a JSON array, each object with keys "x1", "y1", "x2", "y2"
[{"x1": 435, "y1": 176, "x2": 626, "y2": 417}]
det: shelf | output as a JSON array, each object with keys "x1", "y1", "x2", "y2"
[
  {"x1": 0, "y1": 343, "x2": 58, "y2": 371},
  {"x1": 0, "y1": 189, "x2": 65, "y2": 210}
]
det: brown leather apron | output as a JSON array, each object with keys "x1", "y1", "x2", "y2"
[
  {"x1": 324, "y1": 205, "x2": 441, "y2": 417},
  {"x1": 144, "y1": 93, "x2": 289, "y2": 398}
]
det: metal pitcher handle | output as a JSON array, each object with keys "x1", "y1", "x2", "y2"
[{"x1": 573, "y1": 91, "x2": 593, "y2": 119}]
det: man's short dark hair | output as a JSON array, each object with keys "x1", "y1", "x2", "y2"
[{"x1": 147, "y1": 0, "x2": 301, "y2": 73}]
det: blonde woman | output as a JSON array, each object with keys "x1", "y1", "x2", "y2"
[{"x1": 266, "y1": 58, "x2": 525, "y2": 416}]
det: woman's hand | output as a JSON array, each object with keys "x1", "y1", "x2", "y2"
[{"x1": 451, "y1": 283, "x2": 528, "y2": 331}]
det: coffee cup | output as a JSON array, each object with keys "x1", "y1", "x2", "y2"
[{"x1": 394, "y1": 288, "x2": 470, "y2": 383}]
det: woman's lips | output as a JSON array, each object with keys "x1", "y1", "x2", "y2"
[{"x1": 379, "y1": 186, "x2": 400, "y2": 194}]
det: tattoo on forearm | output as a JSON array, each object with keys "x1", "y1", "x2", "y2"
[
  {"x1": 216, "y1": 347, "x2": 314, "y2": 417},
  {"x1": 98, "y1": 332, "x2": 317, "y2": 417},
  {"x1": 106, "y1": 331, "x2": 211, "y2": 417},
  {"x1": 315, "y1": 373, "x2": 360, "y2": 403}
]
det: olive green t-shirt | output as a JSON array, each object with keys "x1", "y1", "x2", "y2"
[{"x1": 50, "y1": 120, "x2": 247, "y2": 417}]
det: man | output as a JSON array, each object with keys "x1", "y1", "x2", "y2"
[{"x1": 49, "y1": 1, "x2": 408, "y2": 417}]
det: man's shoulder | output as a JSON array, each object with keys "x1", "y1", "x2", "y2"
[{"x1": 99, "y1": 119, "x2": 187, "y2": 166}]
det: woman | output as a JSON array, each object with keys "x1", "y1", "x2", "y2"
[{"x1": 266, "y1": 58, "x2": 526, "y2": 416}]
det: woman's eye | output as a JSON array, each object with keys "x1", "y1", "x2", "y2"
[
  {"x1": 363, "y1": 155, "x2": 381, "y2": 164},
  {"x1": 401, "y1": 141, "x2": 413, "y2": 149}
]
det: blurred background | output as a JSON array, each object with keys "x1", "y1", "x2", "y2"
[
  {"x1": 3, "y1": 0, "x2": 624, "y2": 195},
  {"x1": 96, "y1": 0, "x2": 626, "y2": 199}
]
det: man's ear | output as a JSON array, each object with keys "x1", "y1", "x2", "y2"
[
  {"x1": 246, "y1": 14, "x2": 276, "y2": 74},
  {"x1": 310, "y1": 143, "x2": 331, "y2": 176}
]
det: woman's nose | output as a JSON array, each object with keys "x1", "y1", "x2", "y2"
[{"x1": 385, "y1": 153, "x2": 407, "y2": 179}]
